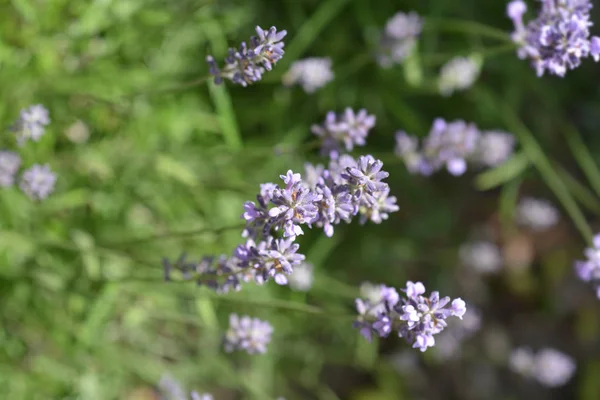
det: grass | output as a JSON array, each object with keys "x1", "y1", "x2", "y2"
[{"x1": 2, "y1": 0, "x2": 600, "y2": 399}]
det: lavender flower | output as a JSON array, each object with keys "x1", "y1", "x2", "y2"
[
  {"x1": 377, "y1": 12, "x2": 423, "y2": 68},
  {"x1": 574, "y1": 233, "x2": 600, "y2": 298},
  {"x1": 395, "y1": 120, "x2": 515, "y2": 176},
  {"x1": 224, "y1": 314, "x2": 273, "y2": 354},
  {"x1": 0, "y1": 151, "x2": 21, "y2": 187},
  {"x1": 507, "y1": 0, "x2": 600, "y2": 77},
  {"x1": 354, "y1": 281, "x2": 467, "y2": 352},
  {"x1": 516, "y1": 197, "x2": 559, "y2": 231},
  {"x1": 533, "y1": 348, "x2": 576, "y2": 387},
  {"x1": 510, "y1": 347, "x2": 576, "y2": 387},
  {"x1": 459, "y1": 240, "x2": 503, "y2": 274},
  {"x1": 433, "y1": 307, "x2": 482, "y2": 360},
  {"x1": 268, "y1": 170, "x2": 322, "y2": 239},
  {"x1": 288, "y1": 262, "x2": 314, "y2": 291},
  {"x1": 207, "y1": 26, "x2": 287, "y2": 86},
  {"x1": 19, "y1": 164, "x2": 57, "y2": 200},
  {"x1": 282, "y1": 57, "x2": 334, "y2": 93},
  {"x1": 311, "y1": 109, "x2": 376, "y2": 157},
  {"x1": 12, "y1": 104, "x2": 51, "y2": 145},
  {"x1": 473, "y1": 130, "x2": 516, "y2": 167},
  {"x1": 438, "y1": 55, "x2": 482, "y2": 96}
]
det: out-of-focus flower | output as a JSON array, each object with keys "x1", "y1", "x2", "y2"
[
  {"x1": 460, "y1": 240, "x2": 503, "y2": 274},
  {"x1": 396, "y1": 121, "x2": 516, "y2": 176},
  {"x1": 282, "y1": 57, "x2": 334, "y2": 93},
  {"x1": 574, "y1": 233, "x2": 600, "y2": 299},
  {"x1": 534, "y1": 348, "x2": 576, "y2": 387},
  {"x1": 474, "y1": 130, "x2": 516, "y2": 167},
  {"x1": 224, "y1": 314, "x2": 273, "y2": 354},
  {"x1": 509, "y1": 347, "x2": 576, "y2": 387},
  {"x1": 438, "y1": 55, "x2": 482, "y2": 96},
  {"x1": 12, "y1": 104, "x2": 51, "y2": 145},
  {"x1": 377, "y1": 12, "x2": 423, "y2": 68},
  {"x1": 206, "y1": 26, "x2": 287, "y2": 86},
  {"x1": 0, "y1": 151, "x2": 21, "y2": 187},
  {"x1": 516, "y1": 197, "x2": 559, "y2": 231},
  {"x1": 288, "y1": 262, "x2": 314, "y2": 291},
  {"x1": 509, "y1": 347, "x2": 536, "y2": 376},
  {"x1": 311, "y1": 108, "x2": 376, "y2": 157},
  {"x1": 433, "y1": 307, "x2": 482, "y2": 360},
  {"x1": 354, "y1": 281, "x2": 467, "y2": 352},
  {"x1": 65, "y1": 120, "x2": 90, "y2": 144},
  {"x1": 19, "y1": 163, "x2": 57, "y2": 200},
  {"x1": 507, "y1": 0, "x2": 600, "y2": 77}
]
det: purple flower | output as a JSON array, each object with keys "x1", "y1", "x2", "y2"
[
  {"x1": 19, "y1": 163, "x2": 57, "y2": 200},
  {"x1": 269, "y1": 170, "x2": 322, "y2": 238},
  {"x1": 224, "y1": 314, "x2": 274, "y2": 354},
  {"x1": 311, "y1": 108, "x2": 376, "y2": 157},
  {"x1": 574, "y1": 233, "x2": 600, "y2": 299},
  {"x1": 282, "y1": 57, "x2": 334, "y2": 93},
  {"x1": 0, "y1": 151, "x2": 21, "y2": 187},
  {"x1": 207, "y1": 26, "x2": 287, "y2": 86},
  {"x1": 377, "y1": 12, "x2": 423, "y2": 68},
  {"x1": 354, "y1": 281, "x2": 467, "y2": 352},
  {"x1": 262, "y1": 237, "x2": 306, "y2": 285},
  {"x1": 507, "y1": 0, "x2": 600, "y2": 77},
  {"x1": 12, "y1": 104, "x2": 51, "y2": 145},
  {"x1": 344, "y1": 155, "x2": 390, "y2": 197},
  {"x1": 395, "y1": 119, "x2": 511, "y2": 177}
]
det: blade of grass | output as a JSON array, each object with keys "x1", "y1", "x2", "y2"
[
  {"x1": 423, "y1": 17, "x2": 514, "y2": 43},
  {"x1": 474, "y1": 87, "x2": 593, "y2": 244},
  {"x1": 555, "y1": 165, "x2": 600, "y2": 216},
  {"x1": 563, "y1": 123, "x2": 600, "y2": 199}
]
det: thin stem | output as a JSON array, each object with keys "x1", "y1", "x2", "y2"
[
  {"x1": 554, "y1": 165, "x2": 600, "y2": 216},
  {"x1": 563, "y1": 123, "x2": 600, "y2": 200},
  {"x1": 473, "y1": 87, "x2": 594, "y2": 244},
  {"x1": 423, "y1": 17, "x2": 513, "y2": 43},
  {"x1": 101, "y1": 222, "x2": 245, "y2": 248}
]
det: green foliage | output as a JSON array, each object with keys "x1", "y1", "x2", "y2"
[{"x1": 2, "y1": 0, "x2": 600, "y2": 399}]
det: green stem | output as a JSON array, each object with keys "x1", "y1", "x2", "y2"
[
  {"x1": 563, "y1": 123, "x2": 600, "y2": 200},
  {"x1": 100, "y1": 222, "x2": 245, "y2": 247},
  {"x1": 555, "y1": 165, "x2": 600, "y2": 216},
  {"x1": 423, "y1": 17, "x2": 513, "y2": 43},
  {"x1": 474, "y1": 87, "x2": 594, "y2": 244}
]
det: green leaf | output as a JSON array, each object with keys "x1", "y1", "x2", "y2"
[{"x1": 474, "y1": 151, "x2": 530, "y2": 190}]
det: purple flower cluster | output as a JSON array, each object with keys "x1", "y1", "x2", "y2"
[
  {"x1": 311, "y1": 108, "x2": 376, "y2": 158},
  {"x1": 11, "y1": 104, "x2": 50, "y2": 145},
  {"x1": 395, "y1": 119, "x2": 515, "y2": 176},
  {"x1": 3, "y1": 106, "x2": 58, "y2": 200},
  {"x1": 206, "y1": 26, "x2": 287, "y2": 86},
  {"x1": 19, "y1": 164, "x2": 57, "y2": 200},
  {"x1": 574, "y1": 233, "x2": 600, "y2": 299},
  {"x1": 353, "y1": 281, "x2": 467, "y2": 352},
  {"x1": 224, "y1": 313, "x2": 274, "y2": 354},
  {"x1": 507, "y1": 0, "x2": 600, "y2": 77},
  {"x1": 0, "y1": 151, "x2": 22, "y2": 187},
  {"x1": 377, "y1": 11, "x2": 423, "y2": 68},
  {"x1": 165, "y1": 151, "x2": 397, "y2": 291}
]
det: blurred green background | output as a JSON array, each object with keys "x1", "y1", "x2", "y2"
[{"x1": 2, "y1": 0, "x2": 600, "y2": 398}]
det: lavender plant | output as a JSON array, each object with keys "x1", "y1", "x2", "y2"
[
  {"x1": 574, "y1": 233, "x2": 600, "y2": 298},
  {"x1": 282, "y1": 57, "x2": 334, "y2": 93},
  {"x1": 224, "y1": 314, "x2": 274, "y2": 354},
  {"x1": 311, "y1": 108, "x2": 376, "y2": 158},
  {"x1": 353, "y1": 281, "x2": 467, "y2": 352},
  {"x1": 11, "y1": 104, "x2": 50, "y2": 145},
  {"x1": 507, "y1": 0, "x2": 600, "y2": 76},
  {"x1": 206, "y1": 26, "x2": 287, "y2": 86},
  {"x1": 377, "y1": 12, "x2": 423, "y2": 68},
  {"x1": 395, "y1": 119, "x2": 516, "y2": 176}
]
